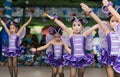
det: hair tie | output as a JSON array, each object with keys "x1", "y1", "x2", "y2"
[{"x1": 101, "y1": 1, "x2": 113, "y2": 16}]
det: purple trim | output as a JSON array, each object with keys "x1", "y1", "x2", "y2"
[
  {"x1": 83, "y1": 37, "x2": 86, "y2": 54},
  {"x1": 62, "y1": 45, "x2": 64, "y2": 55},
  {"x1": 15, "y1": 36, "x2": 19, "y2": 47},
  {"x1": 63, "y1": 53, "x2": 95, "y2": 68},
  {"x1": 106, "y1": 33, "x2": 111, "y2": 55},
  {"x1": 99, "y1": 48, "x2": 116, "y2": 66},
  {"x1": 52, "y1": 45, "x2": 54, "y2": 56},
  {"x1": 70, "y1": 37, "x2": 74, "y2": 55}
]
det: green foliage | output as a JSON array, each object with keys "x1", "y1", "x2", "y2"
[
  {"x1": 21, "y1": 17, "x2": 107, "y2": 27},
  {"x1": 0, "y1": 0, "x2": 114, "y2": 7}
]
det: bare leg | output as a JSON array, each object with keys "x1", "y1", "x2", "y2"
[
  {"x1": 106, "y1": 65, "x2": 114, "y2": 77},
  {"x1": 52, "y1": 66, "x2": 57, "y2": 77},
  {"x1": 78, "y1": 67, "x2": 85, "y2": 77},
  {"x1": 8, "y1": 57, "x2": 13, "y2": 77},
  {"x1": 70, "y1": 66, "x2": 76, "y2": 77},
  {"x1": 58, "y1": 67, "x2": 64, "y2": 77},
  {"x1": 13, "y1": 57, "x2": 18, "y2": 77}
]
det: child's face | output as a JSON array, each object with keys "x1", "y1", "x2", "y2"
[
  {"x1": 72, "y1": 21, "x2": 83, "y2": 34},
  {"x1": 54, "y1": 34, "x2": 61, "y2": 41},
  {"x1": 10, "y1": 25, "x2": 17, "y2": 34},
  {"x1": 109, "y1": 16, "x2": 119, "y2": 29}
]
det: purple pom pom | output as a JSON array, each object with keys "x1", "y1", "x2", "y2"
[
  {"x1": 82, "y1": 18, "x2": 88, "y2": 24},
  {"x1": 68, "y1": 17, "x2": 75, "y2": 22},
  {"x1": 48, "y1": 27, "x2": 55, "y2": 34},
  {"x1": 13, "y1": 18, "x2": 20, "y2": 24}
]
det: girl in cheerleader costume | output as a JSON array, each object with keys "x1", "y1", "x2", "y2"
[
  {"x1": 30, "y1": 27, "x2": 71, "y2": 77},
  {"x1": 46, "y1": 14, "x2": 98, "y2": 77},
  {"x1": 1, "y1": 16, "x2": 32, "y2": 77},
  {"x1": 80, "y1": 0, "x2": 120, "y2": 77}
]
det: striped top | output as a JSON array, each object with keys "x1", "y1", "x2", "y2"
[
  {"x1": 70, "y1": 35, "x2": 85, "y2": 57},
  {"x1": 107, "y1": 32, "x2": 120, "y2": 56},
  {"x1": 8, "y1": 34, "x2": 19, "y2": 51},
  {"x1": 52, "y1": 45, "x2": 64, "y2": 58}
]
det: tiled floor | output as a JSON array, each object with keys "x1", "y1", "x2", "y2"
[{"x1": 0, "y1": 66, "x2": 107, "y2": 77}]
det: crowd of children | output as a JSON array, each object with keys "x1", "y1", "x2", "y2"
[{"x1": 1, "y1": 0, "x2": 120, "y2": 77}]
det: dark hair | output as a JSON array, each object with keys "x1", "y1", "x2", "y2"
[
  {"x1": 69, "y1": 17, "x2": 88, "y2": 25},
  {"x1": 9, "y1": 18, "x2": 20, "y2": 28},
  {"x1": 48, "y1": 26, "x2": 62, "y2": 35},
  {"x1": 108, "y1": 15, "x2": 112, "y2": 22},
  {"x1": 55, "y1": 27, "x2": 62, "y2": 35},
  {"x1": 108, "y1": 12, "x2": 120, "y2": 22}
]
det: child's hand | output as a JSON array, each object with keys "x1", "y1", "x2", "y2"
[
  {"x1": 46, "y1": 14, "x2": 54, "y2": 20},
  {"x1": 102, "y1": 0, "x2": 109, "y2": 6},
  {"x1": 30, "y1": 48, "x2": 36, "y2": 52},
  {"x1": 80, "y1": 3, "x2": 91, "y2": 14}
]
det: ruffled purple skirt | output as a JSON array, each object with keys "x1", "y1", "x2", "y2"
[
  {"x1": 2, "y1": 46, "x2": 25, "y2": 57},
  {"x1": 45, "y1": 52, "x2": 65, "y2": 68},
  {"x1": 113, "y1": 56, "x2": 120, "y2": 73},
  {"x1": 63, "y1": 53, "x2": 95, "y2": 68},
  {"x1": 98, "y1": 48, "x2": 117, "y2": 66},
  {"x1": 98, "y1": 48, "x2": 120, "y2": 73}
]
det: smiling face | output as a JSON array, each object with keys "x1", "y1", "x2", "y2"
[
  {"x1": 72, "y1": 21, "x2": 83, "y2": 34},
  {"x1": 9, "y1": 25, "x2": 18, "y2": 34},
  {"x1": 109, "y1": 16, "x2": 119, "y2": 29}
]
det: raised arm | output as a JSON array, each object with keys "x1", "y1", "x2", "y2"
[
  {"x1": 102, "y1": 0, "x2": 120, "y2": 23},
  {"x1": 0, "y1": 18, "x2": 10, "y2": 35},
  {"x1": 17, "y1": 16, "x2": 32, "y2": 36},
  {"x1": 83, "y1": 24, "x2": 99, "y2": 37},
  {"x1": 80, "y1": 3, "x2": 110, "y2": 35},
  {"x1": 62, "y1": 41, "x2": 71, "y2": 54},
  {"x1": 30, "y1": 40, "x2": 52, "y2": 52},
  {"x1": 47, "y1": 14, "x2": 72, "y2": 37}
]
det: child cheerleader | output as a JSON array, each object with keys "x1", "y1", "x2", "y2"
[
  {"x1": 1, "y1": 16, "x2": 32, "y2": 77},
  {"x1": 30, "y1": 27, "x2": 71, "y2": 77},
  {"x1": 80, "y1": 1, "x2": 120, "y2": 77},
  {"x1": 46, "y1": 14, "x2": 98, "y2": 77}
]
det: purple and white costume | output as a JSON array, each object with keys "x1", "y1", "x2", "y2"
[
  {"x1": 2, "y1": 33, "x2": 24, "y2": 57},
  {"x1": 45, "y1": 44, "x2": 65, "y2": 68},
  {"x1": 99, "y1": 32, "x2": 118, "y2": 66},
  {"x1": 99, "y1": 23, "x2": 120, "y2": 73},
  {"x1": 64, "y1": 35, "x2": 95, "y2": 68}
]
